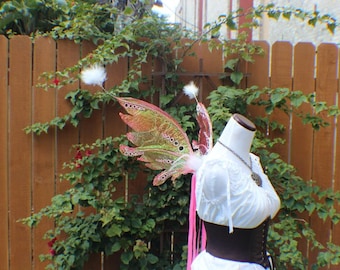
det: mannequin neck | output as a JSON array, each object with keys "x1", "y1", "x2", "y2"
[{"x1": 212, "y1": 114, "x2": 255, "y2": 162}]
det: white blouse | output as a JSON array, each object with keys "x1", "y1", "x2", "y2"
[{"x1": 192, "y1": 153, "x2": 281, "y2": 270}]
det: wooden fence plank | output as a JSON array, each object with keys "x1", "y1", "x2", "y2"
[
  {"x1": 8, "y1": 35, "x2": 33, "y2": 270},
  {"x1": 79, "y1": 41, "x2": 103, "y2": 145},
  {"x1": 32, "y1": 37, "x2": 57, "y2": 270},
  {"x1": 331, "y1": 109, "x2": 340, "y2": 267},
  {"x1": 53, "y1": 39, "x2": 81, "y2": 268},
  {"x1": 104, "y1": 49, "x2": 129, "y2": 139},
  {"x1": 332, "y1": 46, "x2": 340, "y2": 252},
  {"x1": 56, "y1": 40, "x2": 80, "y2": 194},
  {"x1": 246, "y1": 41, "x2": 270, "y2": 88},
  {"x1": 140, "y1": 55, "x2": 154, "y2": 102},
  {"x1": 80, "y1": 41, "x2": 103, "y2": 270},
  {"x1": 291, "y1": 42, "x2": 315, "y2": 180},
  {"x1": 127, "y1": 57, "x2": 153, "y2": 198},
  {"x1": 176, "y1": 39, "x2": 200, "y2": 74},
  {"x1": 176, "y1": 39, "x2": 203, "y2": 101},
  {"x1": 311, "y1": 43, "x2": 338, "y2": 268},
  {"x1": 291, "y1": 42, "x2": 316, "y2": 260},
  {"x1": 313, "y1": 43, "x2": 338, "y2": 188},
  {"x1": 197, "y1": 40, "x2": 223, "y2": 102},
  {"x1": 245, "y1": 40, "x2": 270, "y2": 120},
  {"x1": 0, "y1": 35, "x2": 9, "y2": 270},
  {"x1": 103, "y1": 53, "x2": 129, "y2": 269},
  {"x1": 269, "y1": 41, "x2": 293, "y2": 163},
  {"x1": 153, "y1": 57, "x2": 165, "y2": 105},
  {"x1": 104, "y1": 54, "x2": 129, "y2": 203}
]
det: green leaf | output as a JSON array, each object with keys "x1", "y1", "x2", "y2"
[
  {"x1": 226, "y1": 16, "x2": 237, "y2": 30},
  {"x1": 224, "y1": 58, "x2": 239, "y2": 70},
  {"x1": 121, "y1": 251, "x2": 133, "y2": 265},
  {"x1": 230, "y1": 71, "x2": 243, "y2": 85},
  {"x1": 145, "y1": 219, "x2": 155, "y2": 230},
  {"x1": 327, "y1": 23, "x2": 336, "y2": 34},
  {"x1": 325, "y1": 197, "x2": 334, "y2": 207},
  {"x1": 291, "y1": 93, "x2": 307, "y2": 107},
  {"x1": 268, "y1": 10, "x2": 281, "y2": 20},
  {"x1": 210, "y1": 24, "x2": 221, "y2": 38},
  {"x1": 305, "y1": 203, "x2": 316, "y2": 214},
  {"x1": 147, "y1": 254, "x2": 158, "y2": 264},
  {"x1": 90, "y1": 99, "x2": 100, "y2": 109},
  {"x1": 67, "y1": 255, "x2": 75, "y2": 266},
  {"x1": 111, "y1": 242, "x2": 121, "y2": 253},
  {"x1": 282, "y1": 11, "x2": 292, "y2": 19},
  {"x1": 107, "y1": 224, "x2": 122, "y2": 237},
  {"x1": 270, "y1": 88, "x2": 289, "y2": 104},
  {"x1": 308, "y1": 17, "x2": 318, "y2": 27}
]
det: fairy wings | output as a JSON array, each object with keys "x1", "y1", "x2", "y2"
[{"x1": 117, "y1": 93, "x2": 212, "y2": 186}]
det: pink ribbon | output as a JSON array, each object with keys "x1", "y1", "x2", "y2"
[{"x1": 187, "y1": 174, "x2": 206, "y2": 269}]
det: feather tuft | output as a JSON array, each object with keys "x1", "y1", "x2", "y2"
[
  {"x1": 183, "y1": 81, "x2": 199, "y2": 99},
  {"x1": 80, "y1": 65, "x2": 107, "y2": 86},
  {"x1": 184, "y1": 153, "x2": 203, "y2": 173}
]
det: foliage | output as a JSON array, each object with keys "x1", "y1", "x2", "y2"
[
  {"x1": 203, "y1": 3, "x2": 338, "y2": 36},
  {"x1": 0, "y1": 0, "x2": 65, "y2": 35},
  {"x1": 0, "y1": 0, "x2": 153, "y2": 39},
  {"x1": 22, "y1": 136, "x2": 190, "y2": 269},
  {"x1": 14, "y1": 2, "x2": 340, "y2": 270}
]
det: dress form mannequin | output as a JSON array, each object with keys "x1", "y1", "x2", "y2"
[
  {"x1": 192, "y1": 114, "x2": 281, "y2": 270},
  {"x1": 210, "y1": 114, "x2": 256, "y2": 168}
]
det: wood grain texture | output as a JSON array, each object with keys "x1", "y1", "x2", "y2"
[
  {"x1": 8, "y1": 35, "x2": 33, "y2": 270},
  {"x1": 291, "y1": 42, "x2": 316, "y2": 261},
  {"x1": 269, "y1": 41, "x2": 293, "y2": 163},
  {"x1": 32, "y1": 36, "x2": 57, "y2": 270},
  {"x1": 310, "y1": 43, "x2": 338, "y2": 268}
]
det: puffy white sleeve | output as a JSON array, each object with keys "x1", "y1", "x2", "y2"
[{"x1": 195, "y1": 154, "x2": 280, "y2": 233}]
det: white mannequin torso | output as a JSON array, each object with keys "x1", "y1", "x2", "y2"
[{"x1": 192, "y1": 114, "x2": 281, "y2": 270}]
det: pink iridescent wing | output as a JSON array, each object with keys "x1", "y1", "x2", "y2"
[
  {"x1": 192, "y1": 103, "x2": 213, "y2": 155},
  {"x1": 117, "y1": 97, "x2": 194, "y2": 186}
]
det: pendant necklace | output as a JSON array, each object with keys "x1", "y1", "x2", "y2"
[{"x1": 217, "y1": 140, "x2": 262, "y2": 187}]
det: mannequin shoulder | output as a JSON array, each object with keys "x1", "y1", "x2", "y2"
[
  {"x1": 250, "y1": 153, "x2": 262, "y2": 167},
  {"x1": 250, "y1": 153, "x2": 267, "y2": 175},
  {"x1": 201, "y1": 153, "x2": 235, "y2": 168},
  {"x1": 250, "y1": 152, "x2": 260, "y2": 161},
  {"x1": 197, "y1": 154, "x2": 245, "y2": 179}
]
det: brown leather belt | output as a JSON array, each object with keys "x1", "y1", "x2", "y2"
[{"x1": 204, "y1": 218, "x2": 272, "y2": 269}]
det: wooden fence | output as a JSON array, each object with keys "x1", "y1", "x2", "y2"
[{"x1": 0, "y1": 35, "x2": 339, "y2": 270}]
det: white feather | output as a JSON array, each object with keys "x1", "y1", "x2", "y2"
[
  {"x1": 183, "y1": 81, "x2": 199, "y2": 99},
  {"x1": 80, "y1": 65, "x2": 107, "y2": 86},
  {"x1": 185, "y1": 154, "x2": 203, "y2": 172}
]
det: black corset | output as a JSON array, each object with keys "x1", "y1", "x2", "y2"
[{"x1": 204, "y1": 217, "x2": 271, "y2": 269}]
